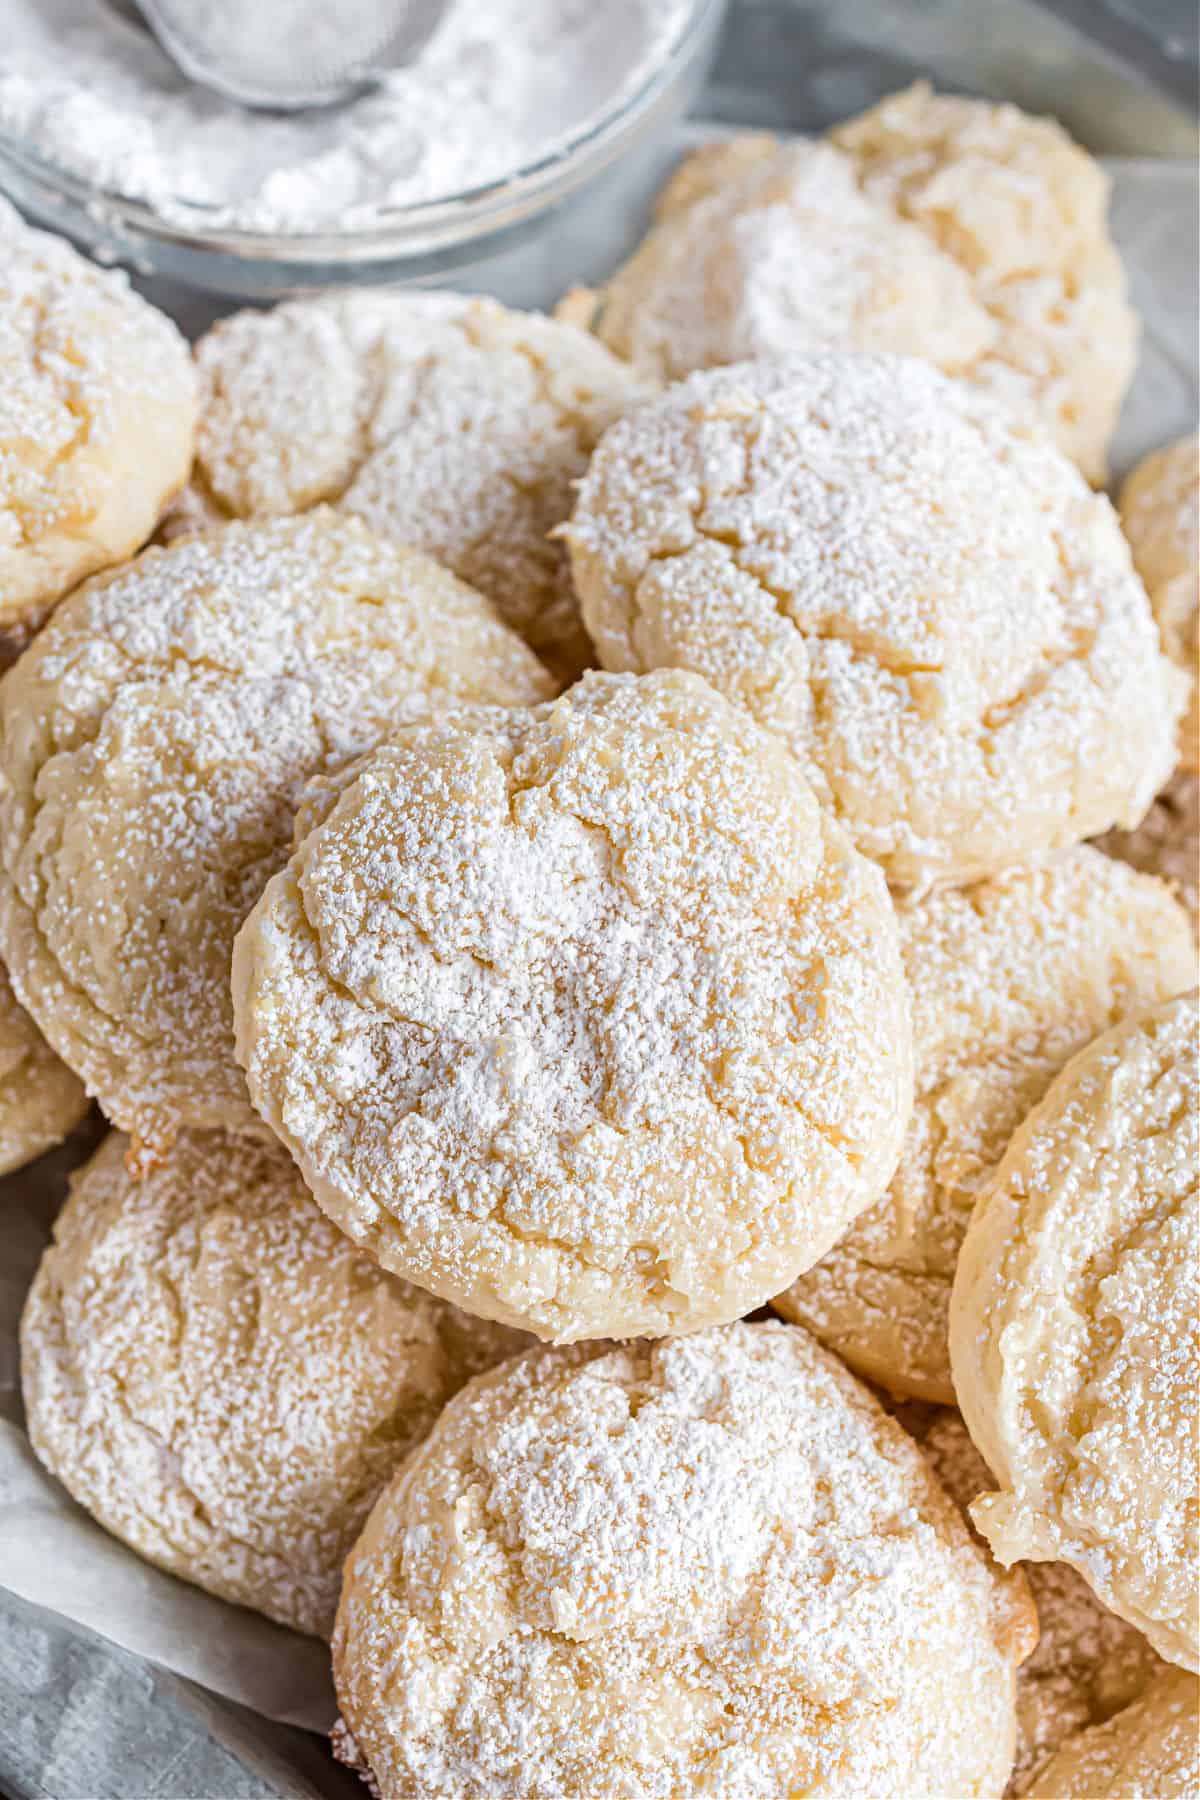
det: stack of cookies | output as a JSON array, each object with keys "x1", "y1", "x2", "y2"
[{"x1": 1, "y1": 83, "x2": 1195, "y2": 1800}]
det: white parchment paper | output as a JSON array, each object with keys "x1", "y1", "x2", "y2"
[{"x1": 0, "y1": 143, "x2": 1194, "y2": 1736}]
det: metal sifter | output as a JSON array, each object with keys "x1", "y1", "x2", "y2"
[{"x1": 108, "y1": 0, "x2": 450, "y2": 110}]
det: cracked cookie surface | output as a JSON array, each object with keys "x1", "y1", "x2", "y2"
[
  {"x1": 0, "y1": 196, "x2": 196, "y2": 645},
  {"x1": 177, "y1": 292, "x2": 649, "y2": 680},
  {"x1": 831, "y1": 84, "x2": 1138, "y2": 484},
  {"x1": 566, "y1": 354, "x2": 1178, "y2": 885},
  {"x1": 0, "y1": 511, "x2": 552, "y2": 1156},
  {"x1": 20, "y1": 1128, "x2": 529, "y2": 1636},
  {"x1": 591, "y1": 137, "x2": 994, "y2": 384},
  {"x1": 950, "y1": 991, "x2": 1199, "y2": 1671},
  {"x1": 774, "y1": 848, "x2": 1195, "y2": 1401},
  {"x1": 233, "y1": 670, "x2": 912, "y2": 1342},
  {"x1": 589, "y1": 85, "x2": 1136, "y2": 483},
  {"x1": 334, "y1": 1323, "x2": 1034, "y2": 1800}
]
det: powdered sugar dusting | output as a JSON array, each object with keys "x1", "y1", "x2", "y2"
[
  {"x1": 0, "y1": 0, "x2": 691, "y2": 231},
  {"x1": 774, "y1": 847, "x2": 1196, "y2": 1402},
  {"x1": 1117, "y1": 434, "x2": 1199, "y2": 770},
  {"x1": 21, "y1": 1128, "x2": 530, "y2": 1637},
  {"x1": 1025, "y1": 1667, "x2": 1199, "y2": 1799},
  {"x1": 0, "y1": 510, "x2": 551, "y2": 1156},
  {"x1": 592, "y1": 85, "x2": 1137, "y2": 483},
  {"x1": 0, "y1": 195, "x2": 195, "y2": 637},
  {"x1": 180, "y1": 291, "x2": 650, "y2": 678},
  {"x1": 566, "y1": 352, "x2": 1179, "y2": 885},
  {"x1": 233, "y1": 670, "x2": 912, "y2": 1342},
  {"x1": 897, "y1": 1405, "x2": 1166, "y2": 1796},
  {"x1": 333, "y1": 1323, "x2": 1032, "y2": 1799},
  {"x1": 593, "y1": 138, "x2": 994, "y2": 383},
  {"x1": 832, "y1": 84, "x2": 1139, "y2": 484},
  {"x1": 950, "y1": 991, "x2": 1200, "y2": 1671}
]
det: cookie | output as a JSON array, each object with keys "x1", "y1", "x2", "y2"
[
  {"x1": 1118, "y1": 435, "x2": 1198, "y2": 771},
  {"x1": 587, "y1": 86, "x2": 1135, "y2": 482},
  {"x1": 232, "y1": 670, "x2": 912, "y2": 1342},
  {"x1": 950, "y1": 991, "x2": 1199, "y2": 1670},
  {"x1": 0, "y1": 511, "x2": 552, "y2": 1159},
  {"x1": 181, "y1": 292, "x2": 649, "y2": 679},
  {"x1": 832, "y1": 84, "x2": 1138, "y2": 483},
  {"x1": 590, "y1": 137, "x2": 994, "y2": 381},
  {"x1": 333, "y1": 1323, "x2": 1035, "y2": 1799},
  {"x1": 0, "y1": 959, "x2": 87, "y2": 1177},
  {"x1": 20, "y1": 1129, "x2": 528, "y2": 1637},
  {"x1": 0, "y1": 197, "x2": 196, "y2": 647},
  {"x1": 773, "y1": 849, "x2": 1195, "y2": 1401},
  {"x1": 897, "y1": 1405, "x2": 1165, "y2": 1796},
  {"x1": 566, "y1": 354, "x2": 1178, "y2": 885},
  {"x1": 1098, "y1": 773, "x2": 1199, "y2": 931},
  {"x1": 1026, "y1": 1668, "x2": 1198, "y2": 1799}
]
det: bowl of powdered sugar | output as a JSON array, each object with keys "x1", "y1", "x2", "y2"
[{"x1": 0, "y1": 0, "x2": 723, "y2": 295}]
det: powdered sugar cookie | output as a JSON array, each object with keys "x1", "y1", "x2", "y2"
[
  {"x1": 774, "y1": 849, "x2": 1195, "y2": 1402},
  {"x1": 233, "y1": 670, "x2": 912, "y2": 1342},
  {"x1": 1098, "y1": 773, "x2": 1199, "y2": 931},
  {"x1": 0, "y1": 511, "x2": 552, "y2": 1160},
  {"x1": 0, "y1": 959, "x2": 87, "y2": 1177},
  {"x1": 1026, "y1": 1668, "x2": 1199, "y2": 1799},
  {"x1": 898, "y1": 1405, "x2": 1165, "y2": 1796},
  {"x1": 566, "y1": 354, "x2": 1178, "y2": 886},
  {"x1": 950, "y1": 991, "x2": 1199, "y2": 1671},
  {"x1": 334, "y1": 1323, "x2": 1035, "y2": 1799},
  {"x1": 182, "y1": 292, "x2": 649, "y2": 678},
  {"x1": 186, "y1": 292, "x2": 468, "y2": 523},
  {"x1": 1118, "y1": 436, "x2": 1198, "y2": 771},
  {"x1": 831, "y1": 84, "x2": 1138, "y2": 484},
  {"x1": 21, "y1": 1129, "x2": 528, "y2": 1637},
  {"x1": 650, "y1": 133, "x2": 782, "y2": 219},
  {"x1": 587, "y1": 87, "x2": 1135, "y2": 483},
  {"x1": 0, "y1": 197, "x2": 196, "y2": 646},
  {"x1": 589, "y1": 137, "x2": 995, "y2": 383}
]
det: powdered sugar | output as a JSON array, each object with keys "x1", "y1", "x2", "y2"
[
  {"x1": 775, "y1": 847, "x2": 1195, "y2": 1403},
  {"x1": 898, "y1": 1405, "x2": 1166, "y2": 1797},
  {"x1": 590, "y1": 87, "x2": 1139, "y2": 484},
  {"x1": 950, "y1": 991, "x2": 1200, "y2": 1672},
  {"x1": 0, "y1": 510, "x2": 550, "y2": 1157},
  {"x1": 21, "y1": 1128, "x2": 529, "y2": 1638},
  {"x1": 566, "y1": 351, "x2": 1180, "y2": 885},
  {"x1": 0, "y1": 195, "x2": 195, "y2": 638},
  {"x1": 180, "y1": 292, "x2": 648, "y2": 677},
  {"x1": 232, "y1": 670, "x2": 912, "y2": 1342},
  {"x1": 593, "y1": 137, "x2": 995, "y2": 383},
  {"x1": 1025, "y1": 1668, "x2": 1199, "y2": 1799},
  {"x1": 0, "y1": 0, "x2": 691, "y2": 233},
  {"x1": 832, "y1": 84, "x2": 1139, "y2": 484},
  {"x1": 333, "y1": 1324, "x2": 1033, "y2": 1799},
  {"x1": 1098, "y1": 771, "x2": 1199, "y2": 928}
]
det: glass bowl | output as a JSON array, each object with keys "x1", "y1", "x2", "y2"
[{"x1": 0, "y1": 0, "x2": 726, "y2": 300}]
